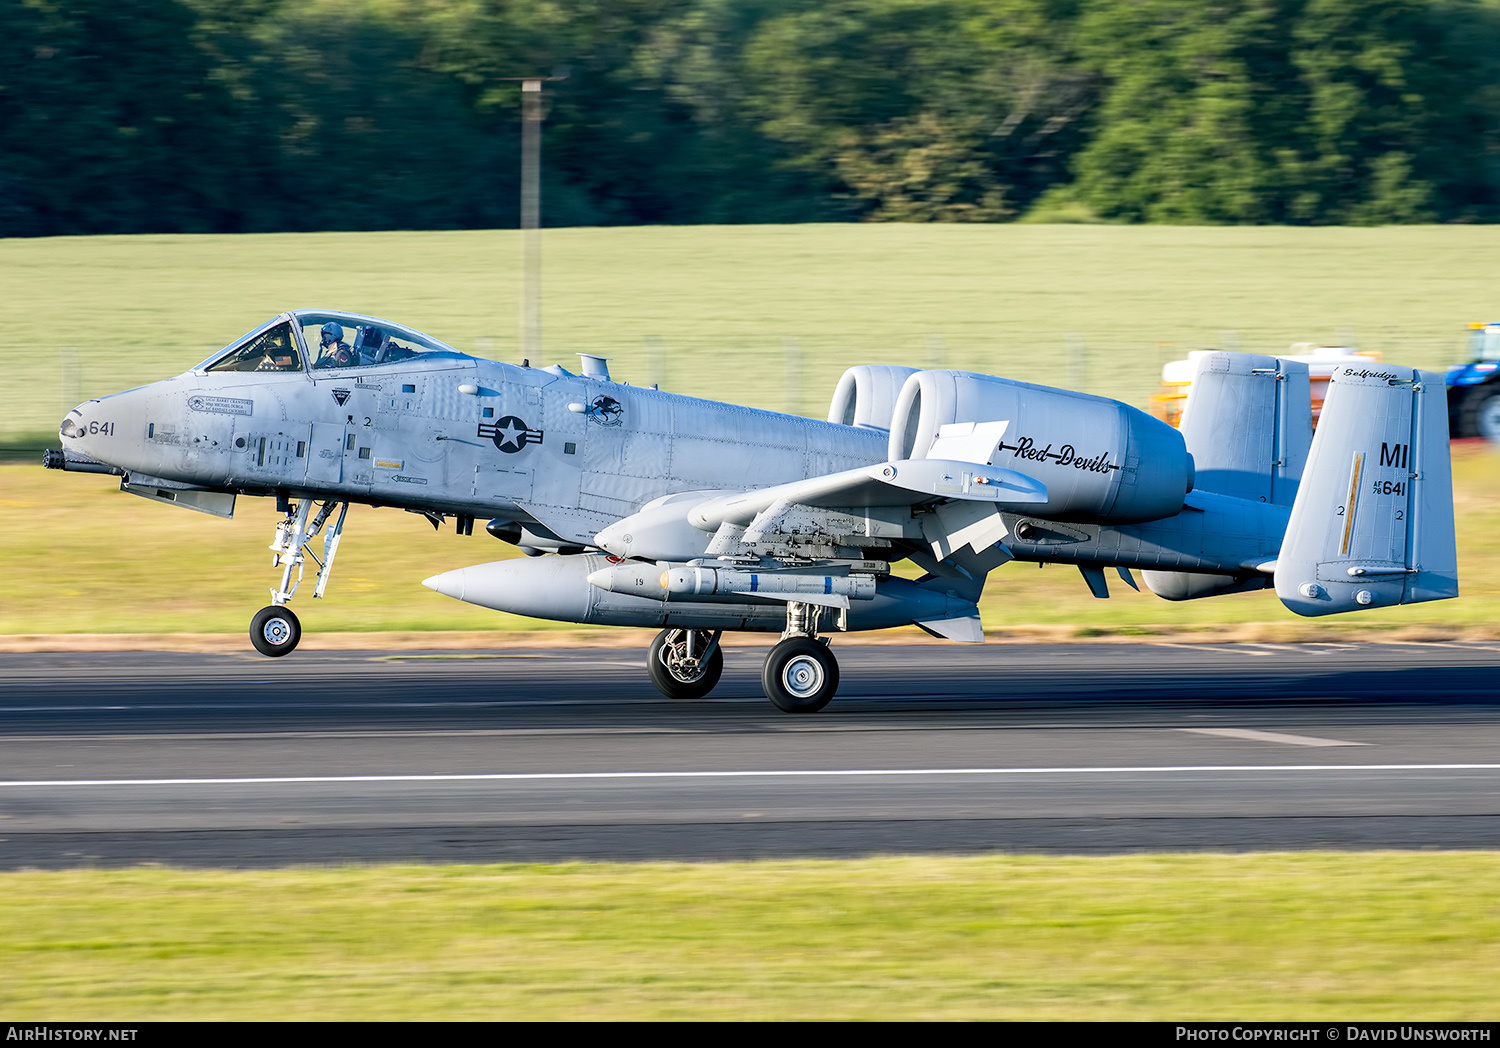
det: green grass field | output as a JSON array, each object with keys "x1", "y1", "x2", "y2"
[
  {"x1": 2, "y1": 854, "x2": 1496, "y2": 1020},
  {"x1": 1, "y1": 224, "x2": 1492, "y2": 442},
  {"x1": 3, "y1": 224, "x2": 1497, "y2": 638}
]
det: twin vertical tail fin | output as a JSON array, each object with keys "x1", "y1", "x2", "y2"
[
  {"x1": 1275, "y1": 364, "x2": 1458, "y2": 616},
  {"x1": 1177, "y1": 351, "x2": 1311, "y2": 506},
  {"x1": 1142, "y1": 352, "x2": 1311, "y2": 602}
]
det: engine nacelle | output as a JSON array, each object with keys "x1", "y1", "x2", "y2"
[
  {"x1": 827, "y1": 365, "x2": 921, "y2": 431},
  {"x1": 889, "y1": 370, "x2": 1193, "y2": 523}
]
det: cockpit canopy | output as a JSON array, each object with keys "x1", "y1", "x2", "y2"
[{"x1": 199, "y1": 311, "x2": 468, "y2": 374}]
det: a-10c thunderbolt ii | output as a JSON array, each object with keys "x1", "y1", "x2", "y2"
[{"x1": 47, "y1": 309, "x2": 1458, "y2": 713}]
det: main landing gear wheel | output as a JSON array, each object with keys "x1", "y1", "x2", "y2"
[
  {"x1": 762, "y1": 636, "x2": 839, "y2": 714},
  {"x1": 648, "y1": 628, "x2": 724, "y2": 700},
  {"x1": 250, "y1": 605, "x2": 301, "y2": 658}
]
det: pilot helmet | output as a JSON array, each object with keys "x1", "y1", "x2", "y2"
[{"x1": 320, "y1": 321, "x2": 344, "y2": 348}]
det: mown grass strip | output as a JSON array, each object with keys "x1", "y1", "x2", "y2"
[{"x1": 1, "y1": 853, "x2": 1496, "y2": 1020}]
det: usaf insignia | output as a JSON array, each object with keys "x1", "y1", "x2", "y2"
[{"x1": 479, "y1": 415, "x2": 544, "y2": 453}]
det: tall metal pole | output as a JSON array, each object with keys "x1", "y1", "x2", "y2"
[{"x1": 520, "y1": 78, "x2": 543, "y2": 361}]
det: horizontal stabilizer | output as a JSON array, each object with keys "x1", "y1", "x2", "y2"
[{"x1": 1275, "y1": 364, "x2": 1457, "y2": 616}]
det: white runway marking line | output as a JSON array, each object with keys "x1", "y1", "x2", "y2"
[
  {"x1": 3, "y1": 764, "x2": 1497, "y2": 788},
  {"x1": 1148, "y1": 642, "x2": 1275, "y2": 656},
  {"x1": 1390, "y1": 641, "x2": 1500, "y2": 655},
  {"x1": 1180, "y1": 727, "x2": 1370, "y2": 748}
]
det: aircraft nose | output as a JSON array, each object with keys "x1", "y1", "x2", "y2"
[
  {"x1": 56, "y1": 383, "x2": 158, "y2": 472},
  {"x1": 58, "y1": 400, "x2": 102, "y2": 452}
]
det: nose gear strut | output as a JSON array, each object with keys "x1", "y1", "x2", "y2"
[{"x1": 251, "y1": 498, "x2": 349, "y2": 657}]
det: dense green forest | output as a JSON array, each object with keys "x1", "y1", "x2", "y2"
[{"x1": 4, "y1": 0, "x2": 1500, "y2": 236}]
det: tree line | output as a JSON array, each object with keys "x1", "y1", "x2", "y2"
[{"x1": 4, "y1": 0, "x2": 1499, "y2": 237}]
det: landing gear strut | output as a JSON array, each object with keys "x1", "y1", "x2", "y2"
[
  {"x1": 250, "y1": 497, "x2": 349, "y2": 658},
  {"x1": 761, "y1": 601, "x2": 840, "y2": 714},
  {"x1": 648, "y1": 628, "x2": 724, "y2": 699}
]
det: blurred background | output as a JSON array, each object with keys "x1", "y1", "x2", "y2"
[{"x1": 9, "y1": 0, "x2": 1500, "y2": 239}]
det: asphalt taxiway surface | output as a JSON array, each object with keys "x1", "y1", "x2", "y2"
[{"x1": 3, "y1": 641, "x2": 1500, "y2": 867}]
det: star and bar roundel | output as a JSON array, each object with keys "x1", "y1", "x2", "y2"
[{"x1": 478, "y1": 415, "x2": 544, "y2": 453}]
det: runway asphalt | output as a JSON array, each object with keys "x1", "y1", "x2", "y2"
[{"x1": 2, "y1": 640, "x2": 1500, "y2": 867}]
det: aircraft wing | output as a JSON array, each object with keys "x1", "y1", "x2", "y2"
[
  {"x1": 594, "y1": 421, "x2": 1041, "y2": 644},
  {"x1": 685, "y1": 457, "x2": 1047, "y2": 531}
]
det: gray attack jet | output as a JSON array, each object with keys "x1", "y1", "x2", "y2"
[{"x1": 47, "y1": 309, "x2": 1458, "y2": 713}]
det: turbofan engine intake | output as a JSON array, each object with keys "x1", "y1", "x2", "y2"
[{"x1": 826, "y1": 365, "x2": 922, "y2": 431}]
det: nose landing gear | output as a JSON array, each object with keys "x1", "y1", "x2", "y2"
[{"x1": 249, "y1": 497, "x2": 349, "y2": 657}]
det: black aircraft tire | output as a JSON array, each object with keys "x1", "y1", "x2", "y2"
[
  {"x1": 1458, "y1": 384, "x2": 1500, "y2": 441},
  {"x1": 761, "y1": 637, "x2": 839, "y2": 714},
  {"x1": 647, "y1": 629, "x2": 725, "y2": 700},
  {"x1": 250, "y1": 605, "x2": 301, "y2": 658}
]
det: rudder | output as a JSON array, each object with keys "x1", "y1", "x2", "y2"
[{"x1": 1275, "y1": 364, "x2": 1457, "y2": 616}]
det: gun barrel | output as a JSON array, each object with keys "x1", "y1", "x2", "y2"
[{"x1": 42, "y1": 448, "x2": 124, "y2": 475}]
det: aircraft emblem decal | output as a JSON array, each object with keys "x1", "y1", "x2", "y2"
[
  {"x1": 589, "y1": 395, "x2": 624, "y2": 427},
  {"x1": 479, "y1": 415, "x2": 544, "y2": 454},
  {"x1": 187, "y1": 395, "x2": 253, "y2": 416},
  {"x1": 996, "y1": 436, "x2": 1120, "y2": 474},
  {"x1": 331, "y1": 388, "x2": 351, "y2": 406}
]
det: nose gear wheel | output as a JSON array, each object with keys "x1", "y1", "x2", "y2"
[{"x1": 250, "y1": 605, "x2": 302, "y2": 657}]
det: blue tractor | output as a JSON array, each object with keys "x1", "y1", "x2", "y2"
[{"x1": 1447, "y1": 323, "x2": 1500, "y2": 439}]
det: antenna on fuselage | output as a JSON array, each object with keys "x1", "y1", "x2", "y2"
[{"x1": 578, "y1": 354, "x2": 610, "y2": 381}]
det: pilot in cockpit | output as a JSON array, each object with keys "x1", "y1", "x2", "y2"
[{"x1": 314, "y1": 322, "x2": 353, "y2": 369}]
